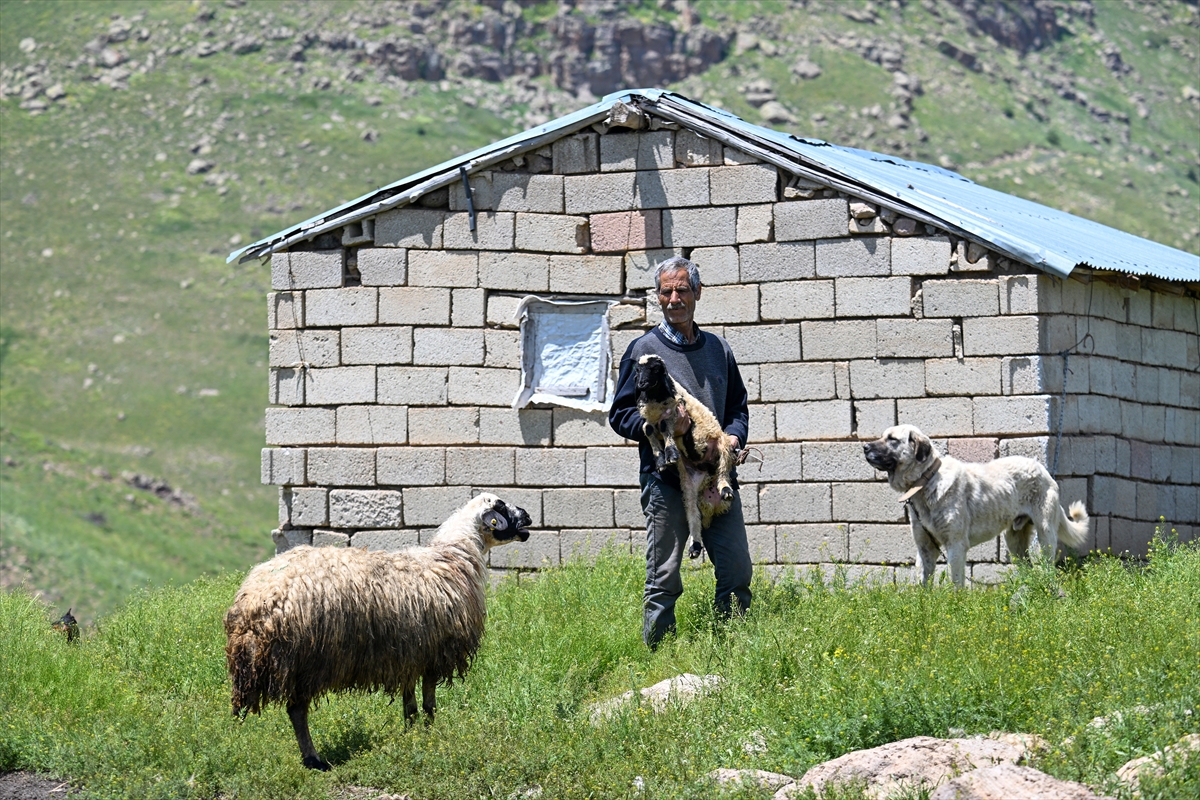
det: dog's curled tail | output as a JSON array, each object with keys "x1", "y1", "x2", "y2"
[{"x1": 1058, "y1": 500, "x2": 1090, "y2": 550}]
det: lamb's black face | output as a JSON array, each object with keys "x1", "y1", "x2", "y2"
[
  {"x1": 635, "y1": 354, "x2": 674, "y2": 402},
  {"x1": 482, "y1": 498, "x2": 532, "y2": 542}
]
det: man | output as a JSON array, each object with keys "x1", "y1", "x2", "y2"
[{"x1": 608, "y1": 256, "x2": 752, "y2": 649}]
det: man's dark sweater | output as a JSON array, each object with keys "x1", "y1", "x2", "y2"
[{"x1": 608, "y1": 325, "x2": 750, "y2": 488}]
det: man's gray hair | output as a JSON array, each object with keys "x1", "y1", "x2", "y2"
[{"x1": 654, "y1": 256, "x2": 701, "y2": 294}]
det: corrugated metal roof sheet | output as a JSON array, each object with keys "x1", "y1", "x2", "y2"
[{"x1": 231, "y1": 89, "x2": 1199, "y2": 282}]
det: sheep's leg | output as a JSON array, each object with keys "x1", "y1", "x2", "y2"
[
  {"x1": 287, "y1": 700, "x2": 330, "y2": 771},
  {"x1": 402, "y1": 681, "x2": 418, "y2": 726},
  {"x1": 679, "y1": 461, "x2": 704, "y2": 560},
  {"x1": 716, "y1": 436, "x2": 735, "y2": 501},
  {"x1": 421, "y1": 674, "x2": 437, "y2": 724},
  {"x1": 656, "y1": 417, "x2": 680, "y2": 468}
]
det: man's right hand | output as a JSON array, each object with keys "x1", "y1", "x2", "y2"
[{"x1": 673, "y1": 403, "x2": 691, "y2": 436}]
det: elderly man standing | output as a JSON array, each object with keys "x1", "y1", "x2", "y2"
[{"x1": 608, "y1": 256, "x2": 752, "y2": 649}]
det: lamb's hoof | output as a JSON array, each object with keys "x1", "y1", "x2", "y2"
[
  {"x1": 720, "y1": 486, "x2": 733, "y2": 501},
  {"x1": 657, "y1": 453, "x2": 678, "y2": 471},
  {"x1": 303, "y1": 755, "x2": 332, "y2": 771},
  {"x1": 687, "y1": 541, "x2": 703, "y2": 560}
]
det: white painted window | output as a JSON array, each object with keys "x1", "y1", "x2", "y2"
[{"x1": 512, "y1": 297, "x2": 614, "y2": 412}]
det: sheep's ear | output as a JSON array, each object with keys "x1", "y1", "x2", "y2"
[{"x1": 482, "y1": 509, "x2": 508, "y2": 531}]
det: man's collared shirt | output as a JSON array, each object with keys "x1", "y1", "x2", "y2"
[{"x1": 657, "y1": 319, "x2": 692, "y2": 346}]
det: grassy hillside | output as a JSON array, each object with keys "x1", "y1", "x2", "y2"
[
  {"x1": 2, "y1": 0, "x2": 1198, "y2": 620},
  {"x1": 2, "y1": 544, "x2": 1198, "y2": 798}
]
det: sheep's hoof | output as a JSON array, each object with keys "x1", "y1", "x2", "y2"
[
  {"x1": 303, "y1": 755, "x2": 332, "y2": 771},
  {"x1": 720, "y1": 486, "x2": 733, "y2": 501},
  {"x1": 687, "y1": 541, "x2": 703, "y2": 560}
]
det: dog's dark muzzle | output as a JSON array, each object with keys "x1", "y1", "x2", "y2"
[{"x1": 863, "y1": 442, "x2": 895, "y2": 471}]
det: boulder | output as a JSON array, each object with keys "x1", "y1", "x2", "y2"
[
  {"x1": 1116, "y1": 733, "x2": 1200, "y2": 794},
  {"x1": 708, "y1": 769, "x2": 795, "y2": 791},
  {"x1": 929, "y1": 764, "x2": 1112, "y2": 800},
  {"x1": 588, "y1": 673, "x2": 724, "y2": 723}
]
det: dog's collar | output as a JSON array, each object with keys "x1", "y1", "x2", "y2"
[{"x1": 898, "y1": 457, "x2": 942, "y2": 504}]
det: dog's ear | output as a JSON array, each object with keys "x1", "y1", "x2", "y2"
[{"x1": 912, "y1": 431, "x2": 932, "y2": 463}]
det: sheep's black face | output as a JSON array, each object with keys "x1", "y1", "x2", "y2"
[
  {"x1": 635, "y1": 355, "x2": 675, "y2": 403},
  {"x1": 482, "y1": 499, "x2": 532, "y2": 542}
]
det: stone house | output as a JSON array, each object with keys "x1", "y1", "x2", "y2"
[{"x1": 231, "y1": 89, "x2": 1199, "y2": 584}]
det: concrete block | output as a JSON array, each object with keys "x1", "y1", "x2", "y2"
[
  {"x1": 553, "y1": 408, "x2": 627, "y2": 446},
  {"x1": 375, "y1": 208, "x2": 444, "y2": 249},
  {"x1": 306, "y1": 287, "x2": 378, "y2": 327},
  {"x1": 632, "y1": 130, "x2": 679, "y2": 171},
  {"x1": 740, "y1": 484, "x2": 760, "y2": 524},
  {"x1": 515, "y1": 213, "x2": 588, "y2": 254},
  {"x1": 377, "y1": 287, "x2": 451, "y2": 325},
  {"x1": 1110, "y1": 518, "x2": 1156, "y2": 557},
  {"x1": 775, "y1": 400, "x2": 852, "y2": 440},
  {"x1": 448, "y1": 171, "x2": 495, "y2": 211},
  {"x1": 624, "y1": 248, "x2": 684, "y2": 290},
  {"x1": 262, "y1": 447, "x2": 306, "y2": 486},
  {"x1": 743, "y1": 524, "x2": 775, "y2": 563},
  {"x1": 922, "y1": 279, "x2": 998, "y2": 317},
  {"x1": 314, "y1": 530, "x2": 351, "y2": 548},
  {"x1": 802, "y1": 320, "x2": 876, "y2": 360},
  {"x1": 948, "y1": 437, "x2": 998, "y2": 463},
  {"x1": 1158, "y1": 367, "x2": 1181, "y2": 407},
  {"x1": 739, "y1": 241, "x2": 816, "y2": 282},
  {"x1": 561, "y1": 529, "x2": 632, "y2": 562},
  {"x1": 377, "y1": 366, "x2": 447, "y2": 406},
  {"x1": 448, "y1": 367, "x2": 520, "y2": 407},
  {"x1": 848, "y1": 523, "x2": 914, "y2": 563},
  {"x1": 376, "y1": 446, "x2": 445, "y2": 486},
  {"x1": 803, "y1": 442, "x2": 877, "y2": 481},
  {"x1": 329, "y1": 488, "x2": 404, "y2": 528},
  {"x1": 693, "y1": 284, "x2": 759, "y2": 325},
  {"x1": 549, "y1": 255, "x2": 623, "y2": 294},
  {"x1": 516, "y1": 448, "x2": 585, "y2": 486},
  {"x1": 585, "y1": 446, "x2": 640, "y2": 486},
  {"x1": 675, "y1": 129, "x2": 723, "y2": 166},
  {"x1": 759, "y1": 483, "x2": 832, "y2": 523},
  {"x1": 760, "y1": 279, "x2": 834, "y2": 321},
  {"x1": 748, "y1": 403, "x2": 775, "y2": 443},
  {"x1": 479, "y1": 408, "x2": 553, "y2": 446},
  {"x1": 340, "y1": 327, "x2": 413, "y2": 366},
  {"x1": 1074, "y1": 394, "x2": 1122, "y2": 436},
  {"x1": 336, "y1": 405, "x2": 407, "y2": 445},
  {"x1": 1145, "y1": 327, "x2": 1193, "y2": 369},
  {"x1": 591, "y1": 210, "x2": 662, "y2": 253},
  {"x1": 563, "y1": 172, "x2": 636, "y2": 214},
  {"x1": 973, "y1": 395, "x2": 1052, "y2": 436},
  {"x1": 305, "y1": 366, "x2": 376, "y2": 405},
  {"x1": 478, "y1": 252, "x2": 549, "y2": 292},
  {"x1": 483, "y1": 330, "x2": 519, "y2": 370},
  {"x1": 1044, "y1": 315, "x2": 1080, "y2": 357},
  {"x1": 749, "y1": 443, "x2": 804, "y2": 482},
  {"x1": 553, "y1": 132, "x2": 600, "y2": 174},
  {"x1": 269, "y1": 292, "x2": 303, "y2": 329},
  {"x1": 272, "y1": 528, "x2": 312, "y2": 553},
  {"x1": 890, "y1": 235, "x2": 951, "y2": 276},
  {"x1": 265, "y1": 370, "x2": 299, "y2": 405},
  {"x1": 270, "y1": 330, "x2": 340, "y2": 368},
  {"x1": 835, "y1": 277, "x2": 912, "y2": 318},
  {"x1": 689, "y1": 246, "x2": 739, "y2": 286},
  {"x1": 308, "y1": 447, "x2": 376, "y2": 486},
  {"x1": 413, "y1": 328, "x2": 485, "y2": 366},
  {"x1": 759, "y1": 362, "x2": 836, "y2": 402},
  {"x1": 445, "y1": 447, "x2": 515, "y2": 485},
  {"x1": 489, "y1": 532, "x2": 562, "y2": 568},
  {"x1": 407, "y1": 250, "x2": 478, "y2": 288},
  {"x1": 402, "y1": 486, "x2": 472, "y2": 526},
  {"x1": 999, "y1": 274, "x2": 1043, "y2": 314},
  {"x1": 876, "y1": 319, "x2": 952, "y2": 358},
  {"x1": 777, "y1": 523, "x2": 847, "y2": 562},
  {"x1": 611, "y1": 328, "x2": 645, "y2": 362},
  {"x1": 925, "y1": 357, "x2": 1000, "y2": 396},
  {"x1": 271, "y1": 250, "x2": 342, "y2": 290},
  {"x1": 776, "y1": 198, "x2": 849, "y2": 241},
  {"x1": 835, "y1": 361, "x2": 851, "y2": 398},
  {"x1": 662, "y1": 207, "x2": 737, "y2": 247},
  {"x1": 897, "y1": 397, "x2": 974, "y2": 436},
  {"x1": 737, "y1": 204, "x2": 774, "y2": 244},
  {"x1": 543, "y1": 488, "x2": 614, "y2": 527},
  {"x1": 492, "y1": 173, "x2": 564, "y2": 213},
  {"x1": 849, "y1": 359, "x2": 925, "y2": 399},
  {"x1": 815, "y1": 236, "x2": 890, "y2": 277},
  {"x1": 710, "y1": 164, "x2": 777, "y2": 205},
  {"x1": 1001, "y1": 356, "x2": 1047, "y2": 395},
  {"x1": 443, "y1": 211, "x2": 514, "y2": 251},
  {"x1": 266, "y1": 407, "x2": 336, "y2": 445},
  {"x1": 723, "y1": 324, "x2": 801, "y2": 363},
  {"x1": 635, "y1": 167, "x2": 711, "y2": 208},
  {"x1": 452, "y1": 288, "x2": 485, "y2": 328},
  {"x1": 724, "y1": 146, "x2": 759, "y2": 165},
  {"x1": 356, "y1": 248, "x2": 407, "y2": 286},
  {"x1": 350, "y1": 530, "x2": 418, "y2": 551},
  {"x1": 833, "y1": 482, "x2": 907, "y2": 523},
  {"x1": 407, "y1": 407, "x2": 480, "y2": 445},
  {"x1": 615, "y1": 488, "x2": 643, "y2": 527},
  {"x1": 855, "y1": 400, "x2": 896, "y2": 440},
  {"x1": 963, "y1": 316, "x2": 1040, "y2": 356}
]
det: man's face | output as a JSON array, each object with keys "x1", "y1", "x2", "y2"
[{"x1": 657, "y1": 268, "x2": 700, "y2": 330}]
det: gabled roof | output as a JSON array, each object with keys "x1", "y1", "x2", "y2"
[{"x1": 230, "y1": 88, "x2": 1199, "y2": 283}]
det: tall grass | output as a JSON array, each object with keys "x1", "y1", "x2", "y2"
[{"x1": 2, "y1": 539, "x2": 1198, "y2": 799}]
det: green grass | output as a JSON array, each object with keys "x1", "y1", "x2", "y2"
[{"x1": 2, "y1": 539, "x2": 1198, "y2": 799}]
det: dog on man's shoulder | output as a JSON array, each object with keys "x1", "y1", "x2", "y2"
[{"x1": 862, "y1": 424, "x2": 1089, "y2": 588}]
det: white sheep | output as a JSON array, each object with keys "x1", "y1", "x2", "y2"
[
  {"x1": 224, "y1": 492, "x2": 531, "y2": 770},
  {"x1": 635, "y1": 353, "x2": 738, "y2": 559}
]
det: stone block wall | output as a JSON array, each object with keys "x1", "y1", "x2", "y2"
[{"x1": 262, "y1": 126, "x2": 1199, "y2": 581}]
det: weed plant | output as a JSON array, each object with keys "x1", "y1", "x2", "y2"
[{"x1": 2, "y1": 537, "x2": 1198, "y2": 799}]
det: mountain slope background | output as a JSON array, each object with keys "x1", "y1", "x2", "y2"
[{"x1": 2, "y1": 0, "x2": 1198, "y2": 623}]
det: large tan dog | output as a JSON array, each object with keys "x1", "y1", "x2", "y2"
[{"x1": 862, "y1": 424, "x2": 1089, "y2": 587}]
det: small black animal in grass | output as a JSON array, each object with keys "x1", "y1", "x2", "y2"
[{"x1": 53, "y1": 608, "x2": 80, "y2": 642}]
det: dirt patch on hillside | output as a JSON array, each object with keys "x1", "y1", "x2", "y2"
[{"x1": 0, "y1": 771, "x2": 77, "y2": 799}]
